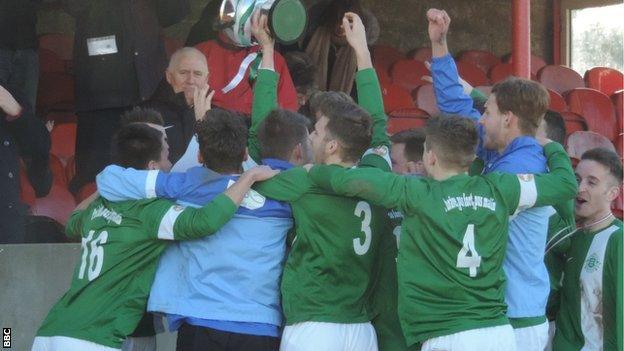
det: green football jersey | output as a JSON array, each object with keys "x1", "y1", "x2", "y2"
[
  {"x1": 309, "y1": 142, "x2": 578, "y2": 346},
  {"x1": 37, "y1": 195, "x2": 236, "y2": 348},
  {"x1": 553, "y1": 219, "x2": 622, "y2": 351}
]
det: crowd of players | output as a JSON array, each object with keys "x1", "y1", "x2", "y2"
[{"x1": 26, "y1": 8, "x2": 621, "y2": 351}]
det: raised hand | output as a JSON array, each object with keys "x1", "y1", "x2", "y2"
[
  {"x1": 193, "y1": 84, "x2": 215, "y2": 121},
  {"x1": 427, "y1": 8, "x2": 450, "y2": 45},
  {"x1": 251, "y1": 10, "x2": 273, "y2": 49},
  {"x1": 343, "y1": 12, "x2": 368, "y2": 52},
  {"x1": 0, "y1": 85, "x2": 22, "y2": 118}
]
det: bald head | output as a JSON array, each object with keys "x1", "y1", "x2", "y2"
[{"x1": 166, "y1": 47, "x2": 209, "y2": 105}]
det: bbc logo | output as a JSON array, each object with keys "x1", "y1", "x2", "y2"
[{"x1": 2, "y1": 328, "x2": 10, "y2": 348}]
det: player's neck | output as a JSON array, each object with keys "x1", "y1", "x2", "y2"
[
  {"x1": 324, "y1": 155, "x2": 355, "y2": 168},
  {"x1": 431, "y1": 167, "x2": 465, "y2": 181},
  {"x1": 581, "y1": 209, "x2": 615, "y2": 233}
]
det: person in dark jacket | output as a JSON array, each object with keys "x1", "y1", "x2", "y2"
[
  {"x1": 144, "y1": 47, "x2": 212, "y2": 164},
  {"x1": 63, "y1": 0, "x2": 189, "y2": 194}
]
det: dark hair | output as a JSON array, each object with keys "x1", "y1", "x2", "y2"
[
  {"x1": 284, "y1": 51, "x2": 317, "y2": 95},
  {"x1": 196, "y1": 109, "x2": 248, "y2": 173},
  {"x1": 390, "y1": 128, "x2": 426, "y2": 162},
  {"x1": 309, "y1": 90, "x2": 354, "y2": 120},
  {"x1": 319, "y1": 0, "x2": 363, "y2": 28},
  {"x1": 424, "y1": 116, "x2": 478, "y2": 169},
  {"x1": 491, "y1": 77, "x2": 549, "y2": 136},
  {"x1": 320, "y1": 98, "x2": 372, "y2": 163},
  {"x1": 581, "y1": 148, "x2": 623, "y2": 184},
  {"x1": 111, "y1": 123, "x2": 163, "y2": 169},
  {"x1": 543, "y1": 110, "x2": 567, "y2": 145},
  {"x1": 258, "y1": 109, "x2": 310, "y2": 160},
  {"x1": 120, "y1": 107, "x2": 164, "y2": 126}
]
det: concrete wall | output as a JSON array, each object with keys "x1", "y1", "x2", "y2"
[
  {"x1": 37, "y1": 0, "x2": 554, "y2": 63},
  {"x1": 0, "y1": 244, "x2": 176, "y2": 351}
]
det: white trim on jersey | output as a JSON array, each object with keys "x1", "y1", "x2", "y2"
[
  {"x1": 32, "y1": 336, "x2": 120, "y2": 351},
  {"x1": 579, "y1": 225, "x2": 619, "y2": 350},
  {"x1": 515, "y1": 174, "x2": 537, "y2": 213},
  {"x1": 362, "y1": 145, "x2": 392, "y2": 168},
  {"x1": 145, "y1": 170, "x2": 159, "y2": 198},
  {"x1": 157, "y1": 205, "x2": 186, "y2": 240}
]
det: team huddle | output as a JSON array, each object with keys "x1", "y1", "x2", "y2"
[{"x1": 31, "y1": 9, "x2": 621, "y2": 351}]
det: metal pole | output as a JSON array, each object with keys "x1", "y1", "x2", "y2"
[{"x1": 512, "y1": 0, "x2": 531, "y2": 78}]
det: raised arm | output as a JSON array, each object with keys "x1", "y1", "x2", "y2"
[
  {"x1": 308, "y1": 162, "x2": 427, "y2": 215},
  {"x1": 344, "y1": 12, "x2": 390, "y2": 151},
  {"x1": 96, "y1": 165, "x2": 193, "y2": 201},
  {"x1": 427, "y1": 9, "x2": 481, "y2": 121},
  {"x1": 248, "y1": 11, "x2": 278, "y2": 163}
]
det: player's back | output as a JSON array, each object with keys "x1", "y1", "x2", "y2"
[
  {"x1": 37, "y1": 197, "x2": 174, "y2": 348},
  {"x1": 398, "y1": 173, "x2": 513, "y2": 345},
  {"x1": 281, "y1": 190, "x2": 389, "y2": 325}
]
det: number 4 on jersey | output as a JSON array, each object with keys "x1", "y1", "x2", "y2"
[{"x1": 456, "y1": 224, "x2": 481, "y2": 277}]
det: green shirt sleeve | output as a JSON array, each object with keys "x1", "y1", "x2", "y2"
[
  {"x1": 487, "y1": 142, "x2": 578, "y2": 215},
  {"x1": 145, "y1": 194, "x2": 238, "y2": 241},
  {"x1": 65, "y1": 210, "x2": 86, "y2": 239},
  {"x1": 470, "y1": 88, "x2": 488, "y2": 107},
  {"x1": 356, "y1": 68, "x2": 390, "y2": 149},
  {"x1": 603, "y1": 231, "x2": 623, "y2": 350},
  {"x1": 248, "y1": 68, "x2": 279, "y2": 163},
  {"x1": 253, "y1": 167, "x2": 312, "y2": 202},
  {"x1": 309, "y1": 164, "x2": 428, "y2": 216}
]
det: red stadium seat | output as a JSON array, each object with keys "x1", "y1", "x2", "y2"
[
  {"x1": 547, "y1": 89, "x2": 567, "y2": 113},
  {"x1": 584, "y1": 67, "x2": 624, "y2": 97},
  {"x1": 50, "y1": 122, "x2": 77, "y2": 163},
  {"x1": 612, "y1": 90, "x2": 623, "y2": 133},
  {"x1": 65, "y1": 155, "x2": 76, "y2": 184},
  {"x1": 30, "y1": 184, "x2": 77, "y2": 226},
  {"x1": 44, "y1": 110, "x2": 78, "y2": 124},
  {"x1": 412, "y1": 84, "x2": 440, "y2": 117},
  {"x1": 613, "y1": 186, "x2": 623, "y2": 220},
  {"x1": 37, "y1": 73, "x2": 75, "y2": 110},
  {"x1": 565, "y1": 88, "x2": 618, "y2": 141},
  {"x1": 489, "y1": 63, "x2": 514, "y2": 84},
  {"x1": 380, "y1": 82, "x2": 415, "y2": 113},
  {"x1": 39, "y1": 48, "x2": 66, "y2": 74},
  {"x1": 39, "y1": 33, "x2": 74, "y2": 61},
  {"x1": 456, "y1": 61, "x2": 489, "y2": 87},
  {"x1": 164, "y1": 36, "x2": 183, "y2": 59},
  {"x1": 75, "y1": 182, "x2": 98, "y2": 203},
  {"x1": 407, "y1": 47, "x2": 432, "y2": 62},
  {"x1": 457, "y1": 50, "x2": 501, "y2": 75},
  {"x1": 566, "y1": 131, "x2": 616, "y2": 161},
  {"x1": 387, "y1": 108, "x2": 429, "y2": 134},
  {"x1": 390, "y1": 59, "x2": 430, "y2": 91},
  {"x1": 560, "y1": 112, "x2": 588, "y2": 143},
  {"x1": 49, "y1": 153, "x2": 67, "y2": 186},
  {"x1": 372, "y1": 45, "x2": 405, "y2": 74},
  {"x1": 614, "y1": 134, "x2": 623, "y2": 159},
  {"x1": 538, "y1": 65, "x2": 584, "y2": 94},
  {"x1": 374, "y1": 64, "x2": 392, "y2": 85},
  {"x1": 501, "y1": 53, "x2": 547, "y2": 76}
]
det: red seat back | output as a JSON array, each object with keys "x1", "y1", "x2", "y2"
[
  {"x1": 390, "y1": 59, "x2": 430, "y2": 91},
  {"x1": 30, "y1": 184, "x2": 77, "y2": 226},
  {"x1": 380, "y1": 83, "x2": 415, "y2": 113},
  {"x1": 407, "y1": 47, "x2": 432, "y2": 62},
  {"x1": 489, "y1": 63, "x2": 514, "y2": 84},
  {"x1": 538, "y1": 65, "x2": 585, "y2": 94},
  {"x1": 566, "y1": 131, "x2": 616, "y2": 160},
  {"x1": 457, "y1": 50, "x2": 501, "y2": 75},
  {"x1": 612, "y1": 90, "x2": 623, "y2": 133},
  {"x1": 39, "y1": 48, "x2": 67, "y2": 74},
  {"x1": 560, "y1": 112, "x2": 588, "y2": 142},
  {"x1": 372, "y1": 45, "x2": 405, "y2": 75},
  {"x1": 614, "y1": 134, "x2": 623, "y2": 159},
  {"x1": 501, "y1": 53, "x2": 547, "y2": 76},
  {"x1": 39, "y1": 33, "x2": 74, "y2": 61},
  {"x1": 547, "y1": 89, "x2": 567, "y2": 113},
  {"x1": 412, "y1": 84, "x2": 440, "y2": 117},
  {"x1": 584, "y1": 67, "x2": 624, "y2": 97},
  {"x1": 456, "y1": 61, "x2": 489, "y2": 87},
  {"x1": 37, "y1": 73, "x2": 75, "y2": 110},
  {"x1": 565, "y1": 88, "x2": 618, "y2": 141},
  {"x1": 50, "y1": 122, "x2": 77, "y2": 163},
  {"x1": 388, "y1": 108, "x2": 429, "y2": 134}
]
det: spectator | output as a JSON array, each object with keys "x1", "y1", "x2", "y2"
[
  {"x1": 284, "y1": 51, "x2": 317, "y2": 112},
  {"x1": 537, "y1": 110, "x2": 567, "y2": 145},
  {"x1": 304, "y1": 0, "x2": 379, "y2": 95},
  {"x1": 390, "y1": 128, "x2": 426, "y2": 176},
  {"x1": 63, "y1": 0, "x2": 189, "y2": 194},
  {"x1": 194, "y1": 4, "x2": 298, "y2": 114},
  {"x1": 0, "y1": 85, "x2": 51, "y2": 244},
  {"x1": 144, "y1": 47, "x2": 213, "y2": 164}
]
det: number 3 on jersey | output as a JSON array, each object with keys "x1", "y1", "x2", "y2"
[
  {"x1": 456, "y1": 224, "x2": 481, "y2": 277},
  {"x1": 78, "y1": 230, "x2": 108, "y2": 281},
  {"x1": 353, "y1": 201, "x2": 372, "y2": 255}
]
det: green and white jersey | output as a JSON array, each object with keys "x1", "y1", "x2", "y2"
[
  {"x1": 553, "y1": 219, "x2": 622, "y2": 351},
  {"x1": 37, "y1": 195, "x2": 236, "y2": 349},
  {"x1": 309, "y1": 142, "x2": 578, "y2": 346}
]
